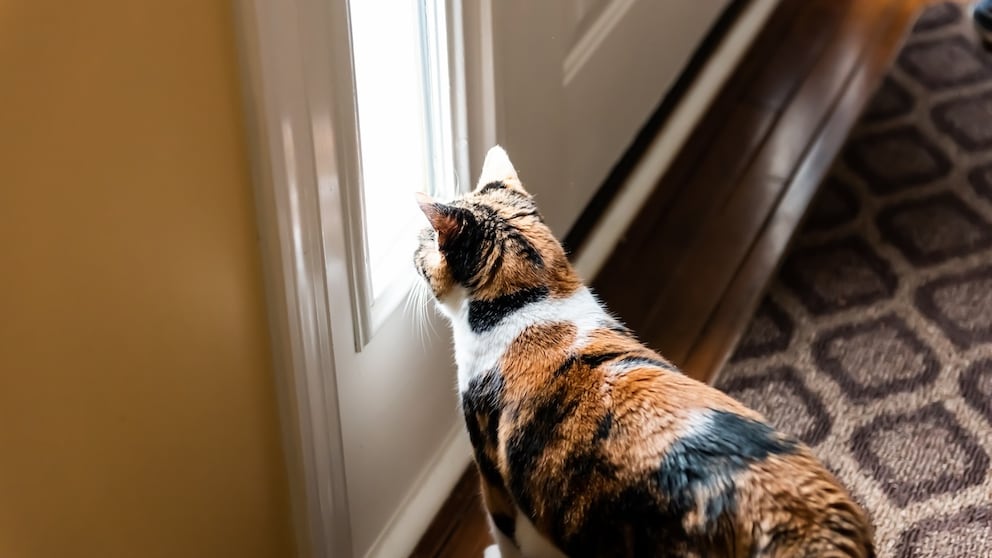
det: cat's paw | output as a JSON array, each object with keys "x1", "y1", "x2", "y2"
[{"x1": 483, "y1": 544, "x2": 502, "y2": 558}]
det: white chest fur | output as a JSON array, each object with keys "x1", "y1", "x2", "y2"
[{"x1": 440, "y1": 286, "x2": 609, "y2": 393}]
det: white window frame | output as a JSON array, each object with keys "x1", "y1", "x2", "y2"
[
  {"x1": 343, "y1": 0, "x2": 467, "y2": 349},
  {"x1": 234, "y1": 0, "x2": 496, "y2": 555}
]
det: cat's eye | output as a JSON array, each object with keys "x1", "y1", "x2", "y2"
[{"x1": 343, "y1": 0, "x2": 467, "y2": 348}]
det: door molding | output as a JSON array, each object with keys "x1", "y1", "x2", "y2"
[
  {"x1": 234, "y1": 0, "x2": 355, "y2": 556},
  {"x1": 563, "y1": 0, "x2": 637, "y2": 85},
  {"x1": 234, "y1": 0, "x2": 498, "y2": 555},
  {"x1": 573, "y1": 0, "x2": 781, "y2": 278}
]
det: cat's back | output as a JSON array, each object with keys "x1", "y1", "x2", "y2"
[{"x1": 485, "y1": 320, "x2": 874, "y2": 557}]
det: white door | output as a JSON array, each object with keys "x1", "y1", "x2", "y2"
[
  {"x1": 239, "y1": 1, "x2": 733, "y2": 557},
  {"x1": 486, "y1": 0, "x2": 732, "y2": 235}
]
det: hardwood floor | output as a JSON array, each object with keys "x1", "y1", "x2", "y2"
[
  {"x1": 594, "y1": 0, "x2": 927, "y2": 381},
  {"x1": 409, "y1": 468, "x2": 491, "y2": 558},
  {"x1": 411, "y1": 0, "x2": 928, "y2": 555}
]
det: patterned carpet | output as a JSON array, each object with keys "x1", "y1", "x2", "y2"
[{"x1": 714, "y1": 3, "x2": 992, "y2": 557}]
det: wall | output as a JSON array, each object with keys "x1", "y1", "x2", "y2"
[{"x1": 0, "y1": 2, "x2": 294, "y2": 557}]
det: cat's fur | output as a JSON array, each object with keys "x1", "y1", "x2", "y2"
[{"x1": 413, "y1": 147, "x2": 874, "y2": 558}]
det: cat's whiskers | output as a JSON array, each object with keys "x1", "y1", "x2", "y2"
[
  {"x1": 405, "y1": 277, "x2": 439, "y2": 350},
  {"x1": 414, "y1": 282, "x2": 430, "y2": 349},
  {"x1": 421, "y1": 283, "x2": 441, "y2": 341},
  {"x1": 403, "y1": 278, "x2": 425, "y2": 348}
]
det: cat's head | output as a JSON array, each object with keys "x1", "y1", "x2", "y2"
[{"x1": 413, "y1": 146, "x2": 579, "y2": 310}]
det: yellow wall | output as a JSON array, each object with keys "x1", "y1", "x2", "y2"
[{"x1": 0, "y1": 2, "x2": 294, "y2": 557}]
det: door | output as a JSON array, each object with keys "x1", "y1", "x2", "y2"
[
  {"x1": 488, "y1": 0, "x2": 732, "y2": 236},
  {"x1": 238, "y1": 1, "x2": 734, "y2": 557}
]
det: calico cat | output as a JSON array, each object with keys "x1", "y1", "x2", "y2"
[{"x1": 413, "y1": 146, "x2": 874, "y2": 558}]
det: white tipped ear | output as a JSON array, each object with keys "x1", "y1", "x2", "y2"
[{"x1": 476, "y1": 145, "x2": 521, "y2": 189}]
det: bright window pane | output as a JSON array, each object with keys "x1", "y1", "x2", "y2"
[{"x1": 349, "y1": 0, "x2": 432, "y2": 300}]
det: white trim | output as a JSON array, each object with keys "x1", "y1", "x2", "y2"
[
  {"x1": 322, "y1": 0, "x2": 374, "y2": 353},
  {"x1": 235, "y1": 0, "x2": 355, "y2": 556},
  {"x1": 448, "y1": 0, "x2": 472, "y2": 190},
  {"x1": 461, "y1": 0, "x2": 499, "y2": 177},
  {"x1": 364, "y1": 424, "x2": 473, "y2": 558},
  {"x1": 573, "y1": 0, "x2": 782, "y2": 279},
  {"x1": 563, "y1": 0, "x2": 638, "y2": 86},
  {"x1": 236, "y1": 0, "x2": 491, "y2": 555}
]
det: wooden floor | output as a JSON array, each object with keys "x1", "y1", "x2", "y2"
[
  {"x1": 411, "y1": 0, "x2": 927, "y2": 555},
  {"x1": 594, "y1": 0, "x2": 928, "y2": 382}
]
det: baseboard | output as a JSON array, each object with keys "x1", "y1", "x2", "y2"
[
  {"x1": 364, "y1": 422, "x2": 473, "y2": 558},
  {"x1": 573, "y1": 0, "x2": 782, "y2": 279}
]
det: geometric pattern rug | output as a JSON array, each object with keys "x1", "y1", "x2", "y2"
[{"x1": 715, "y1": 3, "x2": 992, "y2": 556}]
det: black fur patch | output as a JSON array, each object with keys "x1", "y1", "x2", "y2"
[
  {"x1": 553, "y1": 355, "x2": 578, "y2": 377},
  {"x1": 606, "y1": 322, "x2": 634, "y2": 337},
  {"x1": 468, "y1": 286, "x2": 549, "y2": 333},
  {"x1": 553, "y1": 352, "x2": 625, "y2": 378},
  {"x1": 580, "y1": 351, "x2": 626, "y2": 368},
  {"x1": 469, "y1": 201, "x2": 543, "y2": 270},
  {"x1": 479, "y1": 181, "x2": 507, "y2": 194},
  {"x1": 657, "y1": 410, "x2": 798, "y2": 525},
  {"x1": 505, "y1": 208, "x2": 541, "y2": 221},
  {"x1": 569, "y1": 484, "x2": 689, "y2": 557},
  {"x1": 506, "y1": 387, "x2": 578, "y2": 517},
  {"x1": 491, "y1": 512, "x2": 516, "y2": 540},
  {"x1": 462, "y1": 369, "x2": 506, "y2": 486},
  {"x1": 594, "y1": 412, "x2": 614, "y2": 441},
  {"x1": 479, "y1": 180, "x2": 531, "y2": 202},
  {"x1": 441, "y1": 207, "x2": 488, "y2": 286},
  {"x1": 560, "y1": 411, "x2": 799, "y2": 556},
  {"x1": 463, "y1": 414, "x2": 502, "y2": 486},
  {"x1": 552, "y1": 448, "x2": 620, "y2": 545},
  {"x1": 704, "y1": 484, "x2": 738, "y2": 527},
  {"x1": 441, "y1": 197, "x2": 545, "y2": 291},
  {"x1": 613, "y1": 356, "x2": 680, "y2": 373},
  {"x1": 506, "y1": 229, "x2": 545, "y2": 268}
]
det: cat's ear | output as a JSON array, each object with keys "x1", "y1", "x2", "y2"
[
  {"x1": 475, "y1": 145, "x2": 527, "y2": 193},
  {"x1": 416, "y1": 192, "x2": 470, "y2": 247}
]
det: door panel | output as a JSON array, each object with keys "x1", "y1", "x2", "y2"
[{"x1": 492, "y1": 0, "x2": 732, "y2": 236}]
